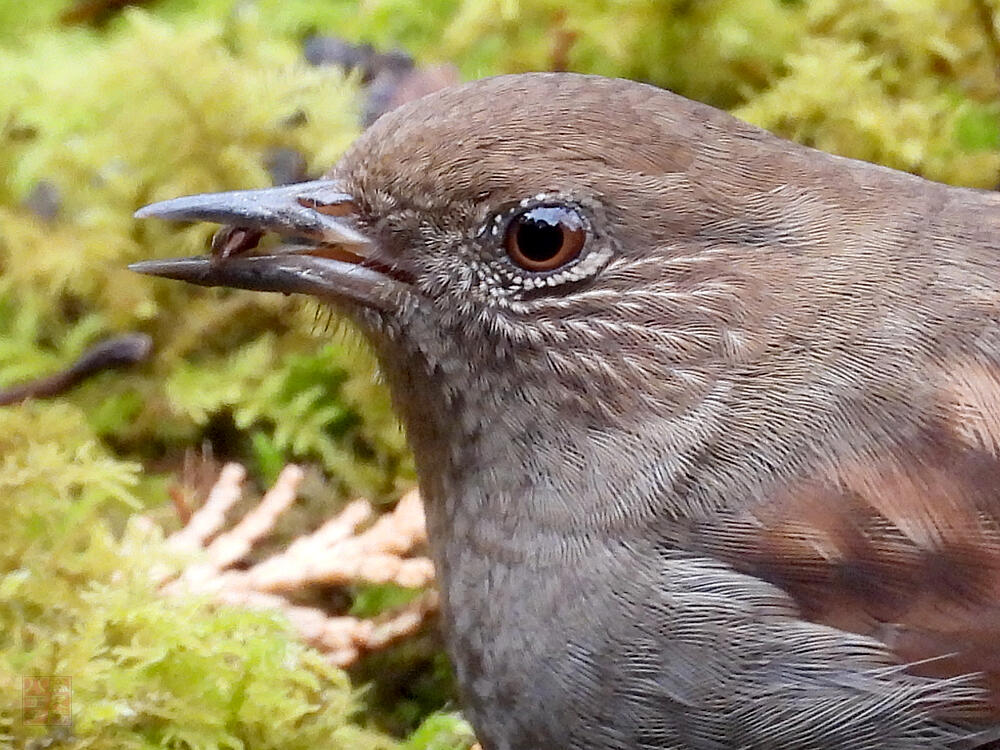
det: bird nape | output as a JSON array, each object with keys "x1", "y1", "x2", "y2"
[{"x1": 133, "y1": 72, "x2": 1000, "y2": 749}]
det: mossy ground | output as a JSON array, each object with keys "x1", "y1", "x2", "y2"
[{"x1": 3, "y1": 1, "x2": 1000, "y2": 748}]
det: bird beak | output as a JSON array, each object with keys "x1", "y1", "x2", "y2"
[{"x1": 130, "y1": 179, "x2": 407, "y2": 312}]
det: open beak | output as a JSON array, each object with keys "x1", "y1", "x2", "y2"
[{"x1": 130, "y1": 179, "x2": 407, "y2": 312}]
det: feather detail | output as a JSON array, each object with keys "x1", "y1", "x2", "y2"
[{"x1": 698, "y1": 417, "x2": 1000, "y2": 719}]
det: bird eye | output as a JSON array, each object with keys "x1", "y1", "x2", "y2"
[{"x1": 504, "y1": 205, "x2": 586, "y2": 272}]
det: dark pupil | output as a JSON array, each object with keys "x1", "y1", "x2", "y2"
[{"x1": 516, "y1": 212, "x2": 565, "y2": 262}]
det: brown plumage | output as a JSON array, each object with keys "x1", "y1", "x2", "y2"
[
  {"x1": 134, "y1": 73, "x2": 1000, "y2": 748},
  {"x1": 697, "y1": 429, "x2": 1000, "y2": 713}
]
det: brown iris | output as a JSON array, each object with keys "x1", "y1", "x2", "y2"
[{"x1": 504, "y1": 205, "x2": 586, "y2": 272}]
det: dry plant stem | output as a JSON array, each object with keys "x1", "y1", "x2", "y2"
[
  {"x1": 158, "y1": 464, "x2": 437, "y2": 666},
  {"x1": 0, "y1": 333, "x2": 151, "y2": 406},
  {"x1": 167, "y1": 462, "x2": 246, "y2": 553},
  {"x1": 973, "y1": 0, "x2": 1000, "y2": 88},
  {"x1": 214, "y1": 587, "x2": 440, "y2": 666},
  {"x1": 205, "y1": 463, "x2": 304, "y2": 569},
  {"x1": 60, "y1": 0, "x2": 151, "y2": 25},
  {"x1": 239, "y1": 489, "x2": 432, "y2": 592}
]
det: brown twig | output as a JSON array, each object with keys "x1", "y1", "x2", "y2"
[
  {"x1": 60, "y1": 0, "x2": 151, "y2": 25},
  {"x1": 0, "y1": 333, "x2": 152, "y2": 406},
  {"x1": 973, "y1": 0, "x2": 1000, "y2": 92},
  {"x1": 549, "y1": 11, "x2": 578, "y2": 73}
]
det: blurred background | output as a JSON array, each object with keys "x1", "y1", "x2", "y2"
[{"x1": 4, "y1": 1, "x2": 1000, "y2": 748}]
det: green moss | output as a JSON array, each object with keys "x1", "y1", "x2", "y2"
[
  {"x1": 735, "y1": 1, "x2": 1000, "y2": 186},
  {"x1": 400, "y1": 712, "x2": 476, "y2": 750},
  {"x1": 5, "y1": 1, "x2": 1000, "y2": 747},
  {"x1": 0, "y1": 10, "x2": 409, "y2": 500},
  {"x1": 0, "y1": 402, "x2": 397, "y2": 749}
]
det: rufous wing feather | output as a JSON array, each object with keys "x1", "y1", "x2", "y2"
[{"x1": 703, "y1": 362, "x2": 1000, "y2": 719}]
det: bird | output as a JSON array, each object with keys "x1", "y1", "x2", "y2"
[{"x1": 132, "y1": 72, "x2": 1000, "y2": 749}]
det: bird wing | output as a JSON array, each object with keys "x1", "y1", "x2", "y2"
[{"x1": 699, "y1": 364, "x2": 1000, "y2": 718}]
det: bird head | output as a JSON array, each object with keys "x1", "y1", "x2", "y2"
[{"x1": 132, "y1": 72, "x2": 935, "y2": 523}]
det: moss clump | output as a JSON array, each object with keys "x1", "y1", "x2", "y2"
[
  {"x1": 0, "y1": 402, "x2": 400, "y2": 749},
  {"x1": 1, "y1": 11, "x2": 410, "y2": 501}
]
